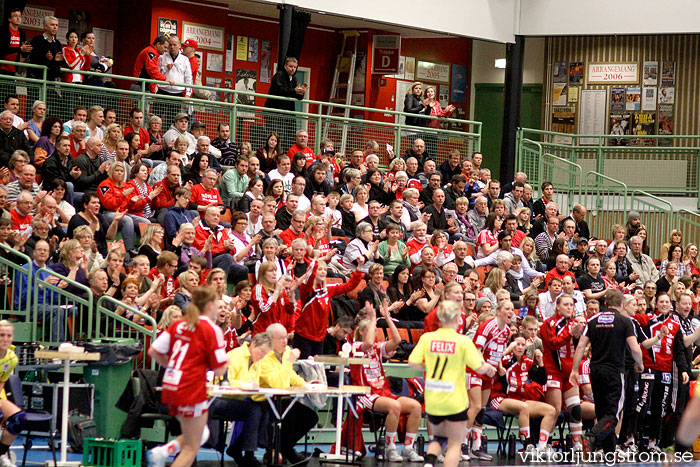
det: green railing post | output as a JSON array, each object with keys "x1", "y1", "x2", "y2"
[
  {"x1": 395, "y1": 118, "x2": 403, "y2": 160},
  {"x1": 596, "y1": 136, "x2": 604, "y2": 174},
  {"x1": 140, "y1": 81, "x2": 147, "y2": 114},
  {"x1": 315, "y1": 104, "x2": 323, "y2": 155},
  {"x1": 39, "y1": 66, "x2": 47, "y2": 102},
  {"x1": 697, "y1": 150, "x2": 700, "y2": 210},
  {"x1": 231, "y1": 91, "x2": 238, "y2": 141}
]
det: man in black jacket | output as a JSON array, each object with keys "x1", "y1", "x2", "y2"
[
  {"x1": 304, "y1": 164, "x2": 331, "y2": 199},
  {"x1": 0, "y1": 110, "x2": 31, "y2": 166},
  {"x1": 28, "y1": 15, "x2": 62, "y2": 81},
  {"x1": 264, "y1": 57, "x2": 307, "y2": 151},
  {"x1": 73, "y1": 137, "x2": 109, "y2": 192},
  {"x1": 42, "y1": 136, "x2": 81, "y2": 201},
  {"x1": 0, "y1": 9, "x2": 32, "y2": 75}
]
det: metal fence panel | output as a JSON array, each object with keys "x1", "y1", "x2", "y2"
[{"x1": 629, "y1": 191, "x2": 674, "y2": 259}]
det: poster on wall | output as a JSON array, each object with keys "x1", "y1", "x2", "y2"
[
  {"x1": 642, "y1": 87, "x2": 657, "y2": 111},
  {"x1": 416, "y1": 61, "x2": 450, "y2": 83},
  {"x1": 183, "y1": 22, "x2": 224, "y2": 51},
  {"x1": 225, "y1": 35, "x2": 233, "y2": 74},
  {"x1": 579, "y1": 89, "x2": 607, "y2": 145},
  {"x1": 658, "y1": 87, "x2": 675, "y2": 104},
  {"x1": 631, "y1": 112, "x2": 656, "y2": 146},
  {"x1": 352, "y1": 51, "x2": 366, "y2": 95},
  {"x1": 552, "y1": 83, "x2": 568, "y2": 106},
  {"x1": 658, "y1": 105, "x2": 674, "y2": 146},
  {"x1": 236, "y1": 36, "x2": 248, "y2": 61},
  {"x1": 405, "y1": 57, "x2": 415, "y2": 81},
  {"x1": 248, "y1": 38, "x2": 259, "y2": 63},
  {"x1": 551, "y1": 107, "x2": 576, "y2": 144},
  {"x1": 448, "y1": 105, "x2": 466, "y2": 131},
  {"x1": 568, "y1": 86, "x2": 579, "y2": 103},
  {"x1": 610, "y1": 87, "x2": 625, "y2": 111},
  {"x1": 451, "y1": 64, "x2": 466, "y2": 104},
  {"x1": 235, "y1": 69, "x2": 257, "y2": 105},
  {"x1": 92, "y1": 27, "x2": 114, "y2": 58},
  {"x1": 260, "y1": 41, "x2": 272, "y2": 83},
  {"x1": 569, "y1": 62, "x2": 583, "y2": 84},
  {"x1": 224, "y1": 78, "x2": 233, "y2": 103},
  {"x1": 21, "y1": 5, "x2": 54, "y2": 30},
  {"x1": 206, "y1": 53, "x2": 223, "y2": 73},
  {"x1": 661, "y1": 62, "x2": 675, "y2": 86},
  {"x1": 395, "y1": 80, "x2": 414, "y2": 125},
  {"x1": 553, "y1": 62, "x2": 567, "y2": 83},
  {"x1": 438, "y1": 85, "x2": 449, "y2": 108},
  {"x1": 608, "y1": 113, "x2": 631, "y2": 146},
  {"x1": 643, "y1": 61, "x2": 658, "y2": 86},
  {"x1": 57, "y1": 19, "x2": 68, "y2": 42},
  {"x1": 158, "y1": 18, "x2": 178, "y2": 37},
  {"x1": 625, "y1": 86, "x2": 641, "y2": 111},
  {"x1": 205, "y1": 76, "x2": 221, "y2": 101}
]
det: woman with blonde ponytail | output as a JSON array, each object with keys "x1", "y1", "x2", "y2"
[{"x1": 147, "y1": 286, "x2": 228, "y2": 467}]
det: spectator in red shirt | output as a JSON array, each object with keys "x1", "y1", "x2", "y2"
[
  {"x1": 132, "y1": 36, "x2": 171, "y2": 93},
  {"x1": 0, "y1": 8, "x2": 31, "y2": 76},
  {"x1": 286, "y1": 130, "x2": 314, "y2": 166},
  {"x1": 181, "y1": 39, "x2": 199, "y2": 83},
  {"x1": 68, "y1": 121, "x2": 87, "y2": 159},
  {"x1": 189, "y1": 168, "x2": 223, "y2": 217},
  {"x1": 10, "y1": 190, "x2": 32, "y2": 234},
  {"x1": 123, "y1": 108, "x2": 150, "y2": 153},
  {"x1": 147, "y1": 250, "x2": 179, "y2": 308},
  {"x1": 279, "y1": 210, "x2": 306, "y2": 246},
  {"x1": 544, "y1": 254, "x2": 578, "y2": 288},
  {"x1": 193, "y1": 205, "x2": 248, "y2": 284}
]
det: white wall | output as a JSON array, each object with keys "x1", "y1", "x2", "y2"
[
  {"x1": 469, "y1": 37, "x2": 545, "y2": 118},
  {"x1": 519, "y1": 0, "x2": 700, "y2": 36},
  {"x1": 260, "y1": 0, "x2": 518, "y2": 43}
]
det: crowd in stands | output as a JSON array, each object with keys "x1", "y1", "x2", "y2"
[{"x1": 1, "y1": 10, "x2": 699, "y2": 466}]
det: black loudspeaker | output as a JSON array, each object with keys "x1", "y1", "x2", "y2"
[{"x1": 21, "y1": 382, "x2": 94, "y2": 435}]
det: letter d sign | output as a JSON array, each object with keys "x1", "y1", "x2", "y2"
[{"x1": 382, "y1": 56, "x2": 390, "y2": 67}]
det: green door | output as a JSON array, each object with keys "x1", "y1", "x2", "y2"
[{"x1": 473, "y1": 83, "x2": 542, "y2": 179}]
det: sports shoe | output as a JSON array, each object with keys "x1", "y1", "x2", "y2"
[
  {"x1": 460, "y1": 443, "x2": 470, "y2": 461},
  {"x1": 437, "y1": 453, "x2": 445, "y2": 463},
  {"x1": 146, "y1": 446, "x2": 169, "y2": 467},
  {"x1": 536, "y1": 444, "x2": 554, "y2": 461},
  {"x1": 384, "y1": 446, "x2": 403, "y2": 462},
  {"x1": 0, "y1": 453, "x2": 16, "y2": 467},
  {"x1": 402, "y1": 447, "x2": 424, "y2": 462},
  {"x1": 470, "y1": 447, "x2": 493, "y2": 461}
]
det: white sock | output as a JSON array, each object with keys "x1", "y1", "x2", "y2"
[
  {"x1": 162, "y1": 439, "x2": 181, "y2": 457},
  {"x1": 405, "y1": 432, "x2": 417, "y2": 451},
  {"x1": 386, "y1": 431, "x2": 397, "y2": 448},
  {"x1": 537, "y1": 430, "x2": 551, "y2": 450},
  {"x1": 472, "y1": 427, "x2": 482, "y2": 451}
]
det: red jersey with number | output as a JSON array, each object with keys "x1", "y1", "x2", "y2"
[
  {"x1": 10, "y1": 209, "x2": 31, "y2": 234},
  {"x1": 250, "y1": 284, "x2": 297, "y2": 336},
  {"x1": 634, "y1": 312, "x2": 681, "y2": 372},
  {"x1": 473, "y1": 318, "x2": 510, "y2": 366},
  {"x1": 350, "y1": 341, "x2": 394, "y2": 397},
  {"x1": 540, "y1": 313, "x2": 577, "y2": 375},
  {"x1": 491, "y1": 353, "x2": 536, "y2": 401},
  {"x1": 151, "y1": 316, "x2": 227, "y2": 407}
]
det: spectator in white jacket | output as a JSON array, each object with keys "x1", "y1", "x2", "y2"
[
  {"x1": 157, "y1": 35, "x2": 192, "y2": 98},
  {"x1": 342, "y1": 222, "x2": 384, "y2": 274}
]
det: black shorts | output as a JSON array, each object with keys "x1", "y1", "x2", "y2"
[{"x1": 427, "y1": 409, "x2": 469, "y2": 425}]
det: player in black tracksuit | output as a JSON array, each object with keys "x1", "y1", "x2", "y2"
[{"x1": 570, "y1": 290, "x2": 642, "y2": 454}]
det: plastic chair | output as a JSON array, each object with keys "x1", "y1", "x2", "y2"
[
  {"x1": 7, "y1": 375, "x2": 57, "y2": 467},
  {"x1": 409, "y1": 328, "x2": 423, "y2": 344}
]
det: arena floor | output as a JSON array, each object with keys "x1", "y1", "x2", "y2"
[{"x1": 15, "y1": 437, "x2": 692, "y2": 467}]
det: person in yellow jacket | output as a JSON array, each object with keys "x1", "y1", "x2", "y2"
[
  {"x1": 259, "y1": 323, "x2": 318, "y2": 466},
  {"x1": 0, "y1": 321, "x2": 25, "y2": 467},
  {"x1": 210, "y1": 332, "x2": 272, "y2": 467},
  {"x1": 409, "y1": 301, "x2": 496, "y2": 467}
]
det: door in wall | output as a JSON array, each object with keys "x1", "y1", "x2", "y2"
[{"x1": 473, "y1": 83, "x2": 542, "y2": 179}]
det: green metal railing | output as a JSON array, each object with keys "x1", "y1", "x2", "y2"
[
  {"x1": 516, "y1": 128, "x2": 700, "y2": 205},
  {"x1": 539, "y1": 153, "x2": 583, "y2": 214},
  {"x1": 677, "y1": 210, "x2": 700, "y2": 251},
  {"x1": 95, "y1": 296, "x2": 157, "y2": 370},
  {"x1": 1, "y1": 244, "x2": 32, "y2": 341},
  {"x1": 32, "y1": 267, "x2": 93, "y2": 344},
  {"x1": 0, "y1": 60, "x2": 481, "y2": 167}
]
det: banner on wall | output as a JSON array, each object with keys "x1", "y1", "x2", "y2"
[
  {"x1": 631, "y1": 112, "x2": 656, "y2": 146},
  {"x1": 158, "y1": 18, "x2": 178, "y2": 37},
  {"x1": 609, "y1": 113, "x2": 631, "y2": 146},
  {"x1": 587, "y1": 62, "x2": 639, "y2": 84},
  {"x1": 225, "y1": 35, "x2": 233, "y2": 74},
  {"x1": 658, "y1": 105, "x2": 674, "y2": 146},
  {"x1": 372, "y1": 35, "x2": 400, "y2": 74},
  {"x1": 579, "y1": 89, "x2": 607, "y2": 145},
  {"x1": 22, "y1": 5, "x2": 54, "y2": 30},
  {"x1": 416, "y1": 60, "x2": 450, "y2": 84},
  {"x1": 183, "y1": 22, "x2": 224, "y2": 51}
]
